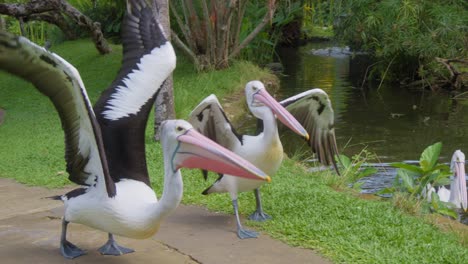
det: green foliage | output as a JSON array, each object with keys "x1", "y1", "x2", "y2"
[
  {"x1": 238, "y1": 1, "x2": 304, "y2": 65},
  {"x1": 382, "y1": 142, "x2": 455, "y2": 217},
  {"x1": 326, "y1": 148, "x2": 378, "y2": 190},
  {"x1": 238, "y1": 1, "x2": 281, "y2": 65},
  {"x1": 68, "y1": 0, "x2": 125, "y2": 41},
  {"x1": 303, "y1": 0, "x2": 344, "y2": 28},
  {"x1": 2, "y1": 1, "x2": 124, "y2": 45},
  {"x1": 340, "y1": 149, "x2": 378, "y2": 181},
  {"x1": 2, "y1": 15, "x2": 48, "y2": 45},
  {"x1": 335, "y1": 0, "x2": 468, "y2": 88},
  {"x1": 173, "y1": 56, "x2": 276, "y2": 119}
]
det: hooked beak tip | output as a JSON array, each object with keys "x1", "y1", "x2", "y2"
[
  {"x1": 265, "y1": 176, "x2": 271, "y2": 183},
  {"x1": 305, "y1": 133, "x2": 310, "y2": 141}
]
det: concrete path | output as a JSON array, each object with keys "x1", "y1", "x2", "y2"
[{"x1": 0, "y1": 178, "x2": 330, "y2": 264}]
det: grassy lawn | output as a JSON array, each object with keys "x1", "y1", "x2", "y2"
[{"x1": 0, "y1": 39, "x2": 467, "y2": 263}]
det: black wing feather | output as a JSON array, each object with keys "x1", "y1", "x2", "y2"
[
  {"x1": 280, "y1": 89, "x2": 340, "y2": 174},
  {"x1": 0, "y1": 31, "x2": 116, "y2": 196},
  {"x1": 93, "y1": 0, "x2": 175, "y2": 185}
]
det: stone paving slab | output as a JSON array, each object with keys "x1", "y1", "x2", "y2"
[{"x1": 0, "y1": 178, "x2": 330, "y2": 264}]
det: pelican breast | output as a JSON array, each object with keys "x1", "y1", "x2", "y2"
[{"x1": 240, "y1": 135, "x2": 284, "y2": 175}]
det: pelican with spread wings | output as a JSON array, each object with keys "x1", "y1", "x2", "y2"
[
  {"x1": 189, "y1": 80, "x2": 339, "y2": 238},
  {"x1": 0, "y1": 0, "x2": 269, "y2": 258}
]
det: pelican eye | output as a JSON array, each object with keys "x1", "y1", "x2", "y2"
[{"x1": 176, "y1": 126, "x2": 184, "y2": 132}]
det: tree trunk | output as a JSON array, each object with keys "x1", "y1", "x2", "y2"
[
  {"x1": 170, "y1": 0, "x2": 277, "y2": 70},
  {"x1": 153, "y1": 0, "x2": 175, "y2": 141},
  {"x1": 0, "y1": 16, "x2": 6, "y2": 31},
  {"x1": 18, "y1": 17, "x2": 26, "y2": 36}
]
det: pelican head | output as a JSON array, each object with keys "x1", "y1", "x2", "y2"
[
  {"x1": 245, "y1": 81, "x2": 309, "y2": 140},
  {"x1": 450, "y1": 150, "x2": 468, "y2": 212},
  {"x1": 161, "y1": 119, "x2": 270, "y2": 182}
]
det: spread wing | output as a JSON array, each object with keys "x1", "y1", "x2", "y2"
[
  {"x1": 93, "y1": 0, "x2": 176, "y2": 186},
  {"x1": 189, "y1": 94, "x2": 243, "y2": 150},
  {"x1": 0, "y1": 31, "x2": 115, "y2": 196},
  {"x1": 280, "y1": 89, "x2": 340, "y2": 174},
  {"x1": 188, "y1": 94, "x2": 244, "y2": 179}
]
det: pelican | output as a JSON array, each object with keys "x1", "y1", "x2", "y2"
[
  {"x1": 0, "y1": 0, "x2": 269, "y2": 259},
  {"x1": 189, "y1": 80, "x2": 339, "y2": 238},
  {"x1": 428, "y1": 150, "x2": 467, "y2": 211}
]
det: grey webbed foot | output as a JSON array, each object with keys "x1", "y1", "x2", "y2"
[
  {"x1": 98, "y1": 233, "x2": 134, "y2": 256},
  {"x1": 237, "y1": 227, "x2": 258, "y2": 239},
  {"x1": 61, "y1": 240, "x2": 86, "y2": 259},
  {"x1": 248, "y1": 210, "x2": 272, "y2": 222},
  {"x1": 232, "y1": 199, "x2": 258, "y2": 239},
  {"x1": 60, "y1": 219, "x2": 86, "y2": 259}
]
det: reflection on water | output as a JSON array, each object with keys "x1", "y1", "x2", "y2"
[
  {"x1": 277, "y1": 42, "x2": 468, "y2": 163},
  {"x1": 277, "y1": 42, "x2": 468, "y2": 223}
]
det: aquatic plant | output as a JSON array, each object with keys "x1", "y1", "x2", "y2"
[
  {"x1": 339, "y1": 148, "x2": 378, "y2": 183},
  {"x1": 321, "y1": 148, "x2": 378, "y2": 190},
  {"x1": 381, "y1": 142, "x2": 456, "y2": 217}
]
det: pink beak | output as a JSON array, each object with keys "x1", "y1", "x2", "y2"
[
  {"x1": 254, "y1": 89, "x2": 309, "y2": 140},
  {"x1": 173, "y1": 129, "x2": 270, "y2": 182}
]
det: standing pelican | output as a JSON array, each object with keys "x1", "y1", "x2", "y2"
[
  {"x1": 0, "y1": 0, "x2": 269, "y2": 259},
  {"x1": 189, "y1": 80, "x2": 339, "y2": 238},
  {"x1": 432, "y1": 150, "x2": 468, "y2": 211}
]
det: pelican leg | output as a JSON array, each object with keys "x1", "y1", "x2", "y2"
[
  {"x1": 98, "y1": 233, "x2": 134, "y2": 256},
  {"x1": 233, "y1": 199, "x2": 258, "y2": 239},
  {"x1": 60, "y1": 219, "x2": 86, "y2": 259},
  {"x1": 248, "y1": 188, "x2": 272, "y2": 222}
]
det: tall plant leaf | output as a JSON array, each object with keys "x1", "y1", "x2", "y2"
[
  {"x1": 420, "y1": 142, "x2": 442, "y2": 172},
  {"x1": 391, "y1": 162, "x2": 423, "y2": 174},
  {"x1": 398, "y1": 169, "x2": 415, "y2": 192}
]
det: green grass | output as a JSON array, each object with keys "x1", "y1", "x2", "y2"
[{"x1": 1, "y1": 39, "x2": 467, "y2": 263}]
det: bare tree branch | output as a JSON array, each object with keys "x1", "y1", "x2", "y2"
[
  {"x1": 231, "y1": 0, "x2": 247, "y2": 50},
  {"x1": 171, "y1": 29, "x2": 200, "y2": 69},
  {"x1": 28, "y1": 11, "x2": 76, "y2": 39},
  {"x1": 0, "y1": 0, "x2": 58, "y2": 17},
  {"x1": 201, "y1": 0, "x2": 215, "y2": 63},
  {"x1": 57, "y1": 0, "x2": 110, "y2": 54},
  {"x1": 171, "y1": 0, "x2": 277, "y2": 70},
  {"x1": 229, "y1": 4, "x2": 276, "y2": 60},
  {"x1": 0, "y1": 0, "x2": 110, "y2": 54},
  {"x1": 169, "y1": 1, "x2": 195, "y2": 51}
]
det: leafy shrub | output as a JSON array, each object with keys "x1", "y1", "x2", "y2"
[
  {"x1": 334, "y1": 0, "x2": 468, "y2": 89},
  {"x1": 381, "y1": 142, "x2": 456, "y2": 217},
  {"x1": 68, "y1": 0, "x2": 125, "y2": 42}
]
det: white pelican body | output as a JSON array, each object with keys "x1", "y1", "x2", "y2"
[
  {"x1": 64, "y1": 180, "x2": 161, "y2": 239},
  {"x1": 0, "y1": 0, "x2": 269, "y2": 259},
  {"x1": 190, "y1": 81, "x2": 339, "y2": 238},
  {"x1": 427, "y1": 150, "x2": 467, "y2": 212},
  {"x1": 206, "y1": 117, "x2": 284, "y2": 196}
]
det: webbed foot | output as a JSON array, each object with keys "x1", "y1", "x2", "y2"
[
  {"x1": 61, "y1": 240, "x2": 86, "y2": 259},
  {"x1": 237, "y1": 227, "x2": 258, "y2": 239},
  {"x1": 248, "y1": 210, "x2": 272, "y2": 222},
  {"x1": 98, "y1": 234, "x2": 134, "y2": 256}
]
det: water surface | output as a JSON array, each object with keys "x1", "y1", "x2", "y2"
[
  {"x1": 277, "y1": 42, "x2": 468, "y2": 164},
  {"x1": 276, "y1": 43, "x2": 468, "y2": 223}
]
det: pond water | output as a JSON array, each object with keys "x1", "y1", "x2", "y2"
[
  {"x1": 277, "y1": 42, "x2": 468, "y2": 163},
  {"x1": 276, "y1": 42, "x2": 468, "y2": 223}
]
